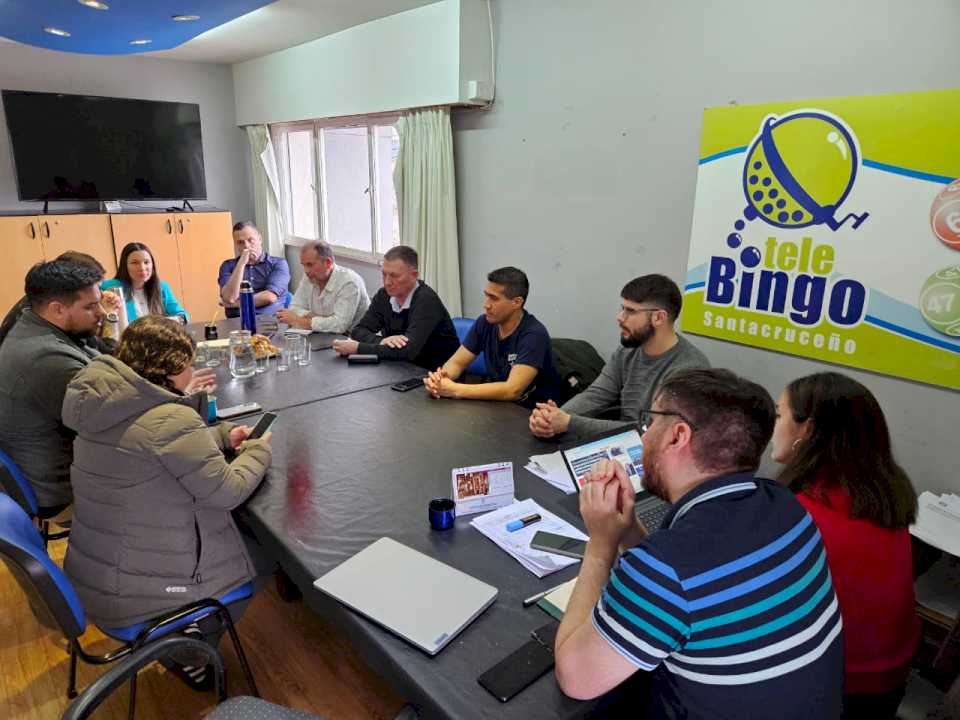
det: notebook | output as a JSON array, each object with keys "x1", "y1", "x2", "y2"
[{"x1": 313, "y1": 537, "x2": 498, "y2": 655}]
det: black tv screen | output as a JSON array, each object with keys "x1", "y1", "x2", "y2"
[{"x1": 2, "y1": 90, "x2": 207, "y2": 201}]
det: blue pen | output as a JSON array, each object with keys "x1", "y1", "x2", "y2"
[{"x1": 506, "y1": 513, "x2": 542, "y2": 532}]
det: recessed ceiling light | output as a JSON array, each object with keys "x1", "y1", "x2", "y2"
[
  {"x1": 129, "y1": 38, "x2": 152, "y2": 45},
  {"x1": 78, "y1": 0, "x2": 109, "y2": 9},
  {"x1": 43, "y1": 27, "x2": 71, "y2": 37},
  {"x1": 172, "y1": 15, "x2": 200, "y2": 21}
]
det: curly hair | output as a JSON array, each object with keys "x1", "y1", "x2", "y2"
[{"x1": 116, "y1": 316, "x2": 196, "y2": 392}]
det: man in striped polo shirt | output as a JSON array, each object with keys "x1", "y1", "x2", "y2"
[{"x1": 555, "y1": 368, "x2": 843, "y2": 719}]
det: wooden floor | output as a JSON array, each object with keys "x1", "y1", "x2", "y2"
[{"x1": 0, "y1": 537, "x2": 404, "y2": 720}]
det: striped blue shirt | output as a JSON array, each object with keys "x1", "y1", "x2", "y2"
[{"x1": 593, "y1": 472, "x2": 843, "y2": 719}]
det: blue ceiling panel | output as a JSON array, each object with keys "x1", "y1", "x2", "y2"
[{"x1": 0, "y1": 1, "x2": 276, "y2": 55}]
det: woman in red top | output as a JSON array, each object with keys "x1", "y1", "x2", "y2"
[{"x1": 771, "y1": 372, "x2": 919, "y2": 720}]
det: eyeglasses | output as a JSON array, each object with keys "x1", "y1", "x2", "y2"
[
  {"x1": 619, "y1": 305, "x2": 664, "y2": 318},
  {"x1": 638, "y1": 408, "x2": 697, "y2": 434}
]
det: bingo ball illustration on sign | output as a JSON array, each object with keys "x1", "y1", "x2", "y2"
[
  {"x1": 740, "y1": 111, "x2": 869, "y2": 231},
  {"x1": 919, "y1": 264, "x2": 960, "y2": 337},
  {"x1": 930, "y1": 178, "x2": 960, "y2": 250}
]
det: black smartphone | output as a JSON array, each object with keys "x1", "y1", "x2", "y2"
[
  {"x1": 477, "y1": 622, "x2": 558, "y2": 702},
  {"x1": 391, "y1": 376, "x2": 426, "y2": 392},
  {"x1": 247, "y1": 412, "x2": 277, "y2": 440},
  {"x1": 529, "y1": 531, "x2": 587, "y2": 559},
  {"x1": 347, "y1": 353, "x2": 380, "y2": 365}
]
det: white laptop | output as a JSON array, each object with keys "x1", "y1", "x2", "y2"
[{"x1": 313, "y1": 537, "x2": 498, "y2": 655}]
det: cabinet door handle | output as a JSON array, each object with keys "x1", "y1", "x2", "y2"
[
  {"x1": 43, "y1": 221, "x2": 51, "y2": 238},
  {"x1": 28, "y1": 222, "x2": 36, "y2": 239},
  {"x1": 166, "y1": 219, "x2": 173, "y2": 234},
  {"x1": 178, "y1": 219, "x2": 184, "y2": 234}
]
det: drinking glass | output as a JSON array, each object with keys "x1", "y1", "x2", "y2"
[
  {"x1": 297, "y1": 335, "x2": 311, "y2": 366},
  {"x1": 256, "y1": 353, "x2": 271, "y2": 374},
  {"x1": 205, "y1": 345, "x2": 222, "y2": 368},
  {"x1": 195, "y1": 343, "x2": 209, "y2": 366}
]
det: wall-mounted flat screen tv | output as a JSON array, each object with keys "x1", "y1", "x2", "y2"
[{"x1": 2, "y1": 90, "x2": 207, "y2": 201}]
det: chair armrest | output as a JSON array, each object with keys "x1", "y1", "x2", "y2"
[{"x1": 61, "y1": 636, "x2": 225, "y2": 720}]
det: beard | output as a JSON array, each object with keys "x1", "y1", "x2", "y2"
[
  {"x1": 641, "y1": 442, "x2": 669, "y2": 501},
  {"x1": 620, "y1": 322, "x2": 654, "y2": 348}
]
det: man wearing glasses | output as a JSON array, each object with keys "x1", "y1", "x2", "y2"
[
  {"x1": 529, "y1": 274, "x2": 708, "y2": 440},
  {"x1": 554, "y1": 369, "x2": 843, "y2": 718}
]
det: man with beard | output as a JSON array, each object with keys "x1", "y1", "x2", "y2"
[
  {"x1": 529, "y1": 274, "x2": 708, "y2": 440},
  {"x1": 554, "y1": 369, "x2": 843, "y2": 719},
  {"x1": 0, "y1": 260, "x2": 107, "y2": 511}
]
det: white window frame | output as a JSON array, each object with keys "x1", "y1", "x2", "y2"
[{"x1": 271, "y1": 112, "x2": 401, "y2": 265}]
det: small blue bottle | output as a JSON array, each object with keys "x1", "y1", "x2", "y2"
[{"x1": 239, "y1": 280, "x2": 257, "y2": 334}]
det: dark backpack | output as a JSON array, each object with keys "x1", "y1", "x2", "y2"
[{"x1": 552, "y1": 338, "x2": 605, "y2": 404}]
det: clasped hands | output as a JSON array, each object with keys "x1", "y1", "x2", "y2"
[
  {"x1": 423, "y1": 367, "x2": 457, "y2": 398},
  {"x1": 579, "y1": 459, "x2": 648, "y2": 553},
  {"x1": 529, "y1": 399, "x2": 571, "y2": 438}
]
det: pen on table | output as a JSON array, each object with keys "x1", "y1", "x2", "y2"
[
  {"x1": 506, "y1": 513, "x2": 542, "y2": 532},
  {"x1": 522, "y1": 581, "x2": 569, "y2": 608}
]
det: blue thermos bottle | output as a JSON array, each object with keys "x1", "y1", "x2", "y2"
[{"x1": 239, "y1": 280, "x2": 257, "y2": 334}]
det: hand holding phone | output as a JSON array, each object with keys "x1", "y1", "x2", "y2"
[{"x1": 246, "y1": 412, "x2": 277, "y2": 440}]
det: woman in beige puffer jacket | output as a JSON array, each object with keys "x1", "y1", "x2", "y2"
[{"x1": 62, "y1": 316, "x2": 272, "y2": 629}]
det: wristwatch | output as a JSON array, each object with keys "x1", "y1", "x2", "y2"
[{"x1": 104, "y1": 312, "x2": 119, "y2": 323}]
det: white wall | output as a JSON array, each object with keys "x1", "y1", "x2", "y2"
[
  {"x1": 233, "y1": 0, "x2": 493, "y2": 126},
  {"x1": 0, "y1": 42, "x2": 252, "y2": 219},
  {"x1": 452, "y1": 0, "x2": 960, "y2": 493}
]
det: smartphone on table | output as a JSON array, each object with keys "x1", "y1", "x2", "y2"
[{"x1": 529, "y1": 531, "x2": 587, "y2": 559}]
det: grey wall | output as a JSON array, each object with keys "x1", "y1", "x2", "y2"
[
  {"x1": 452, "y1": 0, "x2": 960, "y2": 492},
  {"x1": 0, "y1": 42, "x2": 251, "y2": 219}
]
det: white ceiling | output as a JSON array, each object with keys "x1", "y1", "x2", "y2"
[{"x1": 145, "y1": 0, "x2": 441, "y2": 64}]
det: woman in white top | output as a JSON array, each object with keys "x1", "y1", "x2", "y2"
[{"x1": 102, "y1": 242, "x2": 189, "y2": 326}]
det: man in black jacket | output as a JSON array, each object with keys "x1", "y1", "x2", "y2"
[{"x1": 332, "y1": 246, "x2": 459, "y2": 369}]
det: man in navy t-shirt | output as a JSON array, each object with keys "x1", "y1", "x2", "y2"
[{"x1": 424, "y1": 267, "x2": 561, "y2": 407}]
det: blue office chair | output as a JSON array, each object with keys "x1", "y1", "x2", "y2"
[
  {"x1": 451, "y1": 317, "x2": 488, "y2": 376},
  {"x1": 0, "y1": 494, "x2": 259, "y2": 720},
  {"x1": 283, "y1": 290, "x2": 294, "y2": 309},
  {"x1": 0, "y1": 447, "x2": 69, "y2": 547}
]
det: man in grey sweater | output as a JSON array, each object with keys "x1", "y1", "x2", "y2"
[{"x1": 529, "y1": 274, "x2": 709, "y2": 440}]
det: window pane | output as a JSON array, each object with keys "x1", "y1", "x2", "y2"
[
  {"x1": 321, "y1": 127, "x2": 372, "y2": 253},
  {"x1": 375, "y1": 125, "x2": 401, "y2": 253},
  {"x1": 286, "y1": 130, "x2": 318, "y2": 239}
]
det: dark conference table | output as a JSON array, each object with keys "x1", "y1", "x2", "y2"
[
  {"x1": 239, "y1": 388, "x2": 596, "y2": 719},
  {"x1": 196, "y1": 325, "x2": 603, "y2": 717}
]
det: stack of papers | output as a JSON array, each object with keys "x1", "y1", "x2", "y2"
[
  {"x1": 525, "y1": 451, "x2": 575, "y2": 494},
  {"x1": 470, "y1": 499, "x2": 587, "y2": 577},
  {"x1": 911, "y1": 491, "x2": 960, "y2": 557}
]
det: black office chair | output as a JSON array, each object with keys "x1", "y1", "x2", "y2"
[
  {"x1": 0, "y1": 447, "x2": 70, "y2": 547},
  {"x1": 0, "y1": 493, "x2": 259, "y2": 720}
]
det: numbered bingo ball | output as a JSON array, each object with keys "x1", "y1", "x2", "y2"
[
  {"x1": 743, "y1": 112, "x2": 859, "y2": 230},
  {"x1": 919, "y1": 264, "x2": 960, "y2": 337},
  {"x1": 930, "y1": 178, "x2": 960, "y2": 250}
]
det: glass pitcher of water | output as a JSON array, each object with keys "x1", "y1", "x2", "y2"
[{"x1": 229, "y1": 330, "x2": 257, "y2": 379}]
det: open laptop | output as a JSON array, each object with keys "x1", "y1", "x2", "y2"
[
  {"x1": 558, "y1": 426, "x2": 672, "y2": 532},
  {"x1": 313, "y1": 537, "x2": 498, "y2": 655}
]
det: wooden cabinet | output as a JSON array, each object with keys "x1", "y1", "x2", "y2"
[
  {"x1": 110, "y1": 211, "x2": 233, "y2": 322},
  {"x1": 38, "y1": 215, "x2": 117, "y2": 278},
  {"x1": 0, "y1": 216, "x2": 44, "y2": 311},
  {"x1": 174, "y1": 212, "x2": 233, "y2": 324},
  {"x1": 0, "y1": 214, "x2": 117, "y2": 312},
  {"x1": 2, "y1": 210, "x2": 232, "y2": 323}
]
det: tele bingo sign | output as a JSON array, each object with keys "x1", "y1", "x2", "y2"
[{"x1": 684, "y1": 89, "x2": 960, "y2": 390}]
